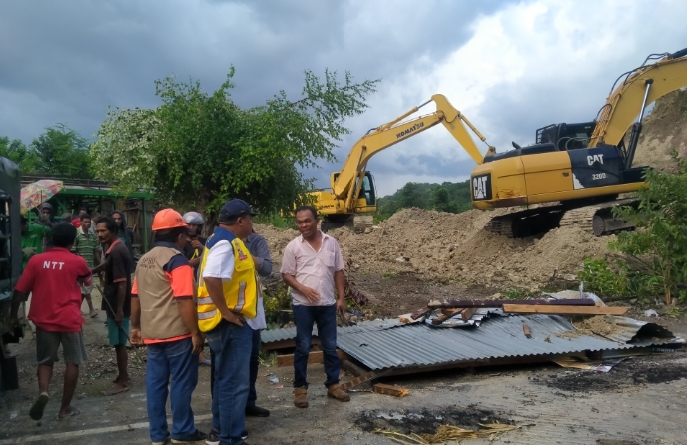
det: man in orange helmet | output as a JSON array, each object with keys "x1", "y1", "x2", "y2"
[{"x1": 130, "y1": 209, "x2": 207, "y2": 445}]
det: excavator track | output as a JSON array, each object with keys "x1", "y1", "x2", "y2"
[{"x1": 485, "y1": 198, "x2": 638, "y2": 238}]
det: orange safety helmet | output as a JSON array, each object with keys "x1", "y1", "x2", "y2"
[{"x1": 152, "y1": 209, "x2": 189, "y2": 231}]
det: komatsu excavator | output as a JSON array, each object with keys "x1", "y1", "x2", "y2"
[
  {"x1": 471, "y1": 46, "x2": 687, "y2": 237},
  {"x1": 312, "y1": 94, "x2": 495, "y2": 231}
]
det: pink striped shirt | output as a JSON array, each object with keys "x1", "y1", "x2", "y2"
[{"x1": 280, "y1": 232, "x2": 344, "y2": 306}]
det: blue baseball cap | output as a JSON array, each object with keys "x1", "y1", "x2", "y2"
[{"x1": 219, "y1": 199, "x2": 258, "y2": 222}]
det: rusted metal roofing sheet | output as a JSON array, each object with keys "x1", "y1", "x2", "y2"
[{"x1": 336, "y1": 314, "x2": 679, "y2": 371}]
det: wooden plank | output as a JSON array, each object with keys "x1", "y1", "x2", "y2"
[
  {"x1": 386, "y1": 354, "x2": 558, "y2": 377},
  {"x1": 341, "y1": 359, "x2": 369, "y2": 378},
  {"x1": 276, "y1": 349, "x2": 346, "y2": 367},
  {"x1": 502, "y1": 304, "x2": 629, "y2": 316},
  {"x1": 523, "y1": 323, "x2": 532, "y2": 338},
  {"x1": 340, "y1": 370, "x2": 377, "y2": 390},
  {"x1": 429, "y1": 299, "x2": 596, "y2": 309},
  {"x1": 432, "y1": 308, "x2": 464, "y2": 325},
  {"x1": 410, "y1": 307, "x2": 432, "y2": 320},
  {"x1": 372, "y1": 383, "x2": 409, "y2": 397},
  {"x1": 460, "y1": 307, "x2": 478, "y2": 322},
  {"x1": 261, "y1": 338, "x2": 319, "y2": 351}
]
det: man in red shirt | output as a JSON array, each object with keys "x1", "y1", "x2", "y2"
[{"x1": 10, "y1": 223, "x2": 92, "y2": 421}]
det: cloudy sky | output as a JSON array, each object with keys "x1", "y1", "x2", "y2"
[{"x1": 2, "y1": 0, "x2": 686, "y2": 196}]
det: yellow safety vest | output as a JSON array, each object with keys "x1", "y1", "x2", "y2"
[{"x1": 196, "y1": 227, "x2": 258, "y2": 332}]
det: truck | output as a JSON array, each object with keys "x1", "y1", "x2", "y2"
[{"x1": 0, "y1": 157, "x2": 24, "y2": 391}]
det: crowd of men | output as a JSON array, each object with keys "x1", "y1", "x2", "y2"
[{"x1": 9, "y1": 199, "x2": 349, "y2": 445}]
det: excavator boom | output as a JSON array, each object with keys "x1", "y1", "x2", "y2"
[
  {"x1": 591, "y1": 49, "x2": 687, "y2": 147},
  {"x1": 313, "y1": 94, "x2": 492, "y2": 230},
  {"x1": 331, "y1": 94, "x2": 490, "y2": 209}
]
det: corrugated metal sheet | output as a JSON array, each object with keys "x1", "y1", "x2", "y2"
[
  {"x1": 336, "y1": 314, "x2": 679, "y2": 371},
  {"x1": 261, "y1": 318, "x2": 407, "y2": 344},
  {"x1": 261, "y1": 327, "x2": 303, "y2": 344}
]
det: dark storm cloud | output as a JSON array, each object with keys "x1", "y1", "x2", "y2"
[{"x1": 0, "y1": 0, "x2": 507, "y2": 145}]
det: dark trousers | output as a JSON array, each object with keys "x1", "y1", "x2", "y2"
[
  {"x1": 210, "y1": 328, "x2": 260, "y2": 406},
  {"x1": 293, "y1": 304, "x2": 340, "y2": 388}
]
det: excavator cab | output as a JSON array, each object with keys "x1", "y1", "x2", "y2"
[
  {"x1": 536, "y1": 122, "x2": 595, "y2": 151},
  {"x1": 332, "y1": 171, "x2": 376, "y2": 207},
  {"x1": 358, "y1": 172, "x2": 376, "y2": 207}
]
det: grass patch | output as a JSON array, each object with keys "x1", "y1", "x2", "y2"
[{"x1": 381, "y1": 272, "x2": 398, "y2": 278}]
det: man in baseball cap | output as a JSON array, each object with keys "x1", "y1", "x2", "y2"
[
  {"x1": 218, "y1": 199, "x2": 258, "y2": 222},
  {"x1": 198, "y1": 199, "x2": 259, "y2": 445}
]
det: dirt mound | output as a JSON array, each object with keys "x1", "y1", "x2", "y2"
[
  {"x1": 634, "y1": 89, "x2": 687, "y2": 171},
  {"x1": 253, "y1": 223, "x2": 299, "y2": 264},
  {"x1": 256, "y1": 208, "x2": 613, "y2": 290},
  {"x1": 332, "y1": 208, "x2": 612, "y2": 290}
]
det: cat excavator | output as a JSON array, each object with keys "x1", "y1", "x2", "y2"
[
  {"x1": 313, "y1": 94, "x2": 495, "y2": 231},
  {"x1": 471, "y1": 46, "x2": 687, "y2": 237}
]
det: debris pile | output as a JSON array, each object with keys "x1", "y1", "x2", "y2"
[{"x1": 263, "y1": 293, "x2": 683, "y2": 392}]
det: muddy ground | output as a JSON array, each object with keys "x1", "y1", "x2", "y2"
[{"x1": 0, "y1": 280, "x2": 686, "y2": 445}]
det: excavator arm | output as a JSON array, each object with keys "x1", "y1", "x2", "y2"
[
  {"x1": 332, "y1": 94, "x2": 493, "y2": 212},
  {"x1": 590, "y1": 47, "x2": 687, "y2": 148}
]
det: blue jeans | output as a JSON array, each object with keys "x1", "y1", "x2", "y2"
[
  {"x1": 146, "y1": 337, "x2": 198, "y2": 442},
  {"x1": 247, "y1": 328, "x2": 261, "y2": 406},
  {"x1": 210, "y1": 328, "x2": 260, "y2": 406},
  {"x1": 207, "y1": 320, "x2": 252, "y2": 445},
  {"x1": 293, "y1": 304, "x2": 340, "y2": 388}
]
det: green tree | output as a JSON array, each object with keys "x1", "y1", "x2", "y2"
[
  {"x1": 0, "y1": 136, "x2": 40, "y2": 172},
  {"x1": 612, "y1": 154, "x2": 687, "y2": 304},
  {"x1": 31, "y1": 125, "x2": 92, "y2": 178},
  {"x1": 432, "y1": 186, "x2": 454, "y2": 213},
  {"x1": 90, "y1": 68, "x2": 378, "y2": 214}
]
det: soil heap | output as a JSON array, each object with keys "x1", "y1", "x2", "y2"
[{"x1": 256, "y1": 208, "x2": 613, "y2": 291}]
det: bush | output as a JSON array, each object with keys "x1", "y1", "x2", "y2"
[
  {"x1": 578, "y1": 258, "x2": 628, "y2": 298},
  {"x1": 612, "y1": 153, "x2": 687, "y2": 304}
]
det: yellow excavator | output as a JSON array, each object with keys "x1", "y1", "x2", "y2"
[
  {"x1": 471, "y1": 46, "x2": 687, "y2": 237},
  {"x1": 312, "y1": 94, "x2": 495, "y2": 231}
]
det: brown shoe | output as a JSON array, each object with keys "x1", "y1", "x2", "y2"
[
  {"x1": 294, "y1": 386, "x2": 308, "y2": 408},
  {"x1": 327, "y1": 383, "x2": 350, "y2": 402}
]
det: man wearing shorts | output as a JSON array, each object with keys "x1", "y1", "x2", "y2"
[
  {"x1": 72, "y1": 213, "x2": 98, "y2": 318},
  {"x1": 93, "y1": 216, "x2": 132, "y2": 396},
  {"x1": 10, "y1": 223, "x2": 92, "y2": 420}
]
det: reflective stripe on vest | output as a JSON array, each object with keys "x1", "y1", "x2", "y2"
[
  {"x1": 235, "y1": 282, "x2": 246, "y2": 313},
  {"x1": 197, "y1": 297, "x2": 213, "y2": 306},
  {"x1": 198, "y1": 309, "x2": 218, "y2": 320}
]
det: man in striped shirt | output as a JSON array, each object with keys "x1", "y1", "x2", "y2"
[{"x1": 72, "y1": 214, "x2": 98, "y2": 318}]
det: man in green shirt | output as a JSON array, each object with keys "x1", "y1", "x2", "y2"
[
  {"x1": 72, "y1": 214, "x2": 99, "y2": 318},
  {"x1": 21, "y1": 215, "x2": 50, "y2": 270}
]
